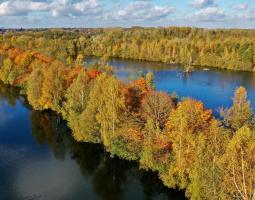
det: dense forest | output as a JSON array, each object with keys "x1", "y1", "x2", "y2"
[
  {"x1": 0, "y1": 27, "x2": 255, "y2": 71},
  {"x1": 0, "y1": 42, "x2": 255, "y2": 200}
]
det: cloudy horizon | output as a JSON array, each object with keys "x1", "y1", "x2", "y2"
[{"x1": 0, "y1": 0, "x2": 254, "y2": 29}]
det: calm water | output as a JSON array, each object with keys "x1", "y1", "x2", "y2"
[
  {"x1": 86, "y1": 57, "x2": 255, "y2": 113},
  {"x1": 0, "y1": 84, "x2": 186, "y2": 200},
  {"x1": 1, "y1": 57, "x2": 255, "y2": 200}
]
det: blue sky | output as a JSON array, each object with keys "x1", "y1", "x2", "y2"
[{"x1": 0, "y1": 0, "x2": 254, "y2": 28}]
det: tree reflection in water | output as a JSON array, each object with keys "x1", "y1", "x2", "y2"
[
  {"x1": 0, "y1": 82, "x2": 186, "y2": 200},
  {"x1": 30, "y1": 110, "x2": 186, "y2": 200}
]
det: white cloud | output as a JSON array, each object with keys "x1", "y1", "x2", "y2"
[
  {"x1": 194, "y1": 6, "x2": 226, "y2": 22},
  {"x1": 234, "y1": 3, "x2": 249, "y2": 10},
  {"x1": 107, "y1": 1, "x2": 175, "y2": 21},
  {"x1": 0, "y1": 1, "x2": 49, "y2": 16},
  {"x1": 190, "y1": 0, "x2": 215, "y2": 8},
  {"x1": 50, "y1": 0, "x2": 102, "y2": 17},
  {"x1": 0, "y1": 0, "x2": 102, "y2": 17},
  {"x1": 231, "y1": 4, "x2": 255, "y2": 21},
  {"x1": 237, "y1": 9, "x2": 255, "y2": 21},
  {"x1": 16, "y1": 156, "x2": 90, "y2": 200},
  {"x1": 0, "y1": 0, "x2": 254, "y2": 28}
]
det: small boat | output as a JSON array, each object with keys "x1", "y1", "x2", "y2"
[{"x1": 203, "y1": 68, "x2": 210, "y2": 71}]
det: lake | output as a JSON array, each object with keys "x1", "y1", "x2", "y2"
[
  {"x1": 86, "y1": 57, "x2": 255, "y2": 113},
  {"x1": 0, "y1": 84, "x2": 186, "y2": 200},
  {"x1": 1, "y1": 56, "x2": 255, "y2": 200}
]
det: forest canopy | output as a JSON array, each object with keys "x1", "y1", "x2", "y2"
[
  {"x1": 0, "y1": 31, "x2": 255, "y2": 200},
  {"x1": 1, "y1": 27, "x2": 255, "y2": 72}
]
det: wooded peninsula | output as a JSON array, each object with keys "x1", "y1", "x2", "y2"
[{"x1": 0, "y1": 27, "x2": 255, "y2": 200}]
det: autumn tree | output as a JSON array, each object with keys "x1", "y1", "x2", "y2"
[
  {"x1": 39, "y1": 61, "x2": 65, "y2": 111},
  {"x1": 162, "y1": 98, "x2": 212, "y2": 189},
  {"x1": 140, "y1": 119, "x2": 172, "y2": 172},
  {"x1": 122, "y1": 84, "x2": 143, "y2": 113},
  {"x1": 0, "y1": 58, "x2": 14, "y2": 84},
  {"x1": 94, "y1": 74, "x2": 125, "y2": 148},
  {"x1": 27, "y1": 67, "x2": 44, "y2": 110},
  {"x1": 110, "y1": 112, "x2": 144, "y2": 160},
  {"x1": 73, "y1": 73, "x2": 124, "y2": 145},
  {"x1": 63, "y1": 69, "x2": 91, "y2": 119},
  {"x1": 145, "y1": 72, "x2": 155, "y2": 90},
  {"x1": 141, "y1": 91, "x2": 174, "y2": 129},
  {"x1": 63, "y1": 70, "x2": 93, "y2": 142},
  {"x1": 66, "y1": 40, "x2": 78, "y2": 60},
  {"x1": 220, "y1": 126, "x2": 255, "y2": 200},
  {"x1": 75, "y1": 54, "x2": 84, "y2": 65},
  {"x1": 221, "y1": 86, "x2": 254, "y2": 131},
  {"x1": 187, "y1": 119, "x2": 229, "y2": 200}
]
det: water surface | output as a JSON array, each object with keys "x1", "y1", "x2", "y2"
[
  {"x1": 0, "y1": 84, "x2": 186, "y2": 200},
  {"x1": 86, "y1": 57, "x2": 255, "y2": 112},
  {"x1": 1, "y1": 57, "x2": 255, "y2": 200}
]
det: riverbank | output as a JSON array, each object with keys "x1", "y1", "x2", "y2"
[
  {"x1": 1, "y1": 27, "x2": 255, "y2": 72},
  {"x1": 0, "y1": 45, "x2": 255, "y2": 200},
  {"x1": 0, "y1": 84, "x2": 186, "y2": 199},
  {"x1": 85, "y1": 56, "x2": 255, "y2": 112}
]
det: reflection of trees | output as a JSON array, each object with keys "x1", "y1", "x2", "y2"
[
  {"x1": 0, "y1": 78, "x2": 186, "y2": 200},
  {"x1": 0, "y1": 82, "x2": 32, "y2": 110},
  {"x1": 66, "y1": 140, "x2": 102, "y2": 177},
  {"x1": 28, "y1": 105, "x2": 186, "y2": 200},
  {"x1": 0, "y1": 82, "x2": 20, "y2": 106},
  {"x1": 140, "y1": 171, "x2": 186, "y2": 200},
  {"x1": 92, "y1": 156, "x2": 134, "y2": 200},
  {"x1": 180, "y1": 72, "x2": 191, "y2": 85},
  {"x1": 30, "y1": 110, "x2": 66, "y2": 160}
]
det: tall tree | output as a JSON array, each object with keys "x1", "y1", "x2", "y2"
[
  {"x1": 27, "y1": 67, "x2": 44, "y2": 110},
  {"x1": 95, "y1": 74, "x2": 125, "y2": 148},
  {"x1": 145, "y1": 72, "x2": 155, "y2": 90},
  {"x1": 141, "y1": 91, "x2": 174, "y2": 129},
  {"x1": 39, "y1": 61, "x2": 65, "y2": 111},
  {"x1": 63, "y1": 70, "x2": 91, "y2": 119},
  {"x1": 220, "y1": 126, "x2": 255, "y2": 200},
  {"x1": 187, "y1": 120, "x2": 229, "y2": 200},
  {"x1": 221, "y1": 86, "x2": 254, "y2": 131},
  {"x1": 162, "y1": 98, "x2": 212, "y2": 189},
  {"x1": 0, "y1": 58, "x2": 14, "y2": 84}
]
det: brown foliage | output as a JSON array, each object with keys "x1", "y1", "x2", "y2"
[{"x1": 86, "y1": 69, "x2": 102, "y2": 79}]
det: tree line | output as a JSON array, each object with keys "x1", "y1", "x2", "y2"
[
  {"x1": 0, "y1": 44, "x2": 255, "y2": 200},
  {"x1": 0, "y1": 27, "x2": 255, "y2": 72}
]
